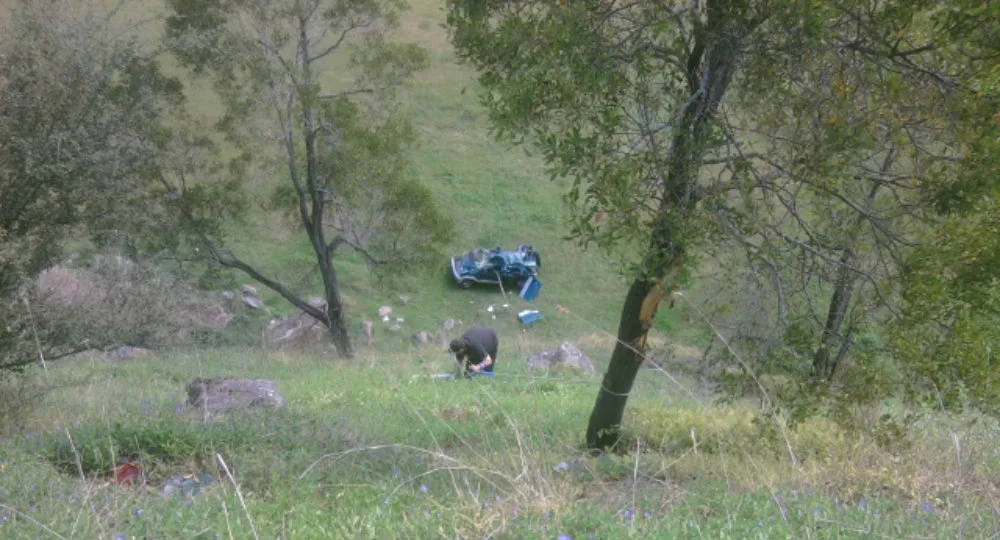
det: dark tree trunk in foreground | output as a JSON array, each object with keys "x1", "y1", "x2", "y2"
[
  {"x1": 585, "y1": 3, "x2": 754, "y2": 450},
  {"x1": 586, "y1": 220, "x2": 685, "y2": 450},
  {"x1": 586, "y1": 277, "x2": 657, "y2": 449}
]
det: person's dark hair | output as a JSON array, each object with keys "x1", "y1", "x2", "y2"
[{"x1": 449, "y1": 339, "x2": 466, "y2": 353}]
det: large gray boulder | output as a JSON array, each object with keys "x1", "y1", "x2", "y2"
[
  {"x1": 526, "y1": 342, "x2": 597, "y2": 375},
  {"x1": 186, "y1": 378, "x2": 285, "y2": 415}
]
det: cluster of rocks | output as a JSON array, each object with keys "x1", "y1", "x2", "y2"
[
  {"x1": 234, "y1": 284, "x2": 266, "y2": 311},
  {"x1": 265, "y1": 296, "x2": 328, "y2": 349},
  {"x1": 357, "y1": 300, "x2": 463, "y2": 350}
]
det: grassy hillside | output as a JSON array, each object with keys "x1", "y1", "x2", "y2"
[
  {"x1": 152, "y1": 0, "x2": 693, "y2": 359},
  {"x1": 3, "y1": 1, "x2": 999, "y2": 538},
  {"x1": 1, "y1": 350, "x2": 998, "y2": 538}
]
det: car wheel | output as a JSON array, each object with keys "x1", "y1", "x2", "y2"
[{"x1": 460, "y1": 279, "x2": 474, "y2": 289}]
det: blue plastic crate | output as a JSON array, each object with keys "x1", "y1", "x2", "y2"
[
  {"x1": 519, "y1": 277, "x2": 542, "y2": 301},
  {"x1": 518, "y1": 309, "x2": 543, "y2": 327}
]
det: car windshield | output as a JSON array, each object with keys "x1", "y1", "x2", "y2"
[{"x1": 465, "y1": 249, "x2": 491, "y2": 268}]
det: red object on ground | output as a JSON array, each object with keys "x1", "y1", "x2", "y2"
[{"x1": 113, "y1": 459, "x2": 143, "y2": 486}]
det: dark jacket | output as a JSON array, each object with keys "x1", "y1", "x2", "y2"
[{"x1": 457, "y1": 326, "x2": 499, "y2": 372}]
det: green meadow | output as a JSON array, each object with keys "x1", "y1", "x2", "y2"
[{"x1": 0, "y1": 0, "x2": 998, "y2": 538}]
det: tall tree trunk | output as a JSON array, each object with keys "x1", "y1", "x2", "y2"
[
  {"x1": 810, "y1": 150, "x2": 893, "y2": 381},
  {"x1": 300, "y1": 19, "x2": 353, "y2": 358},
  {"x1": 586, "y1": 207, "x2": 686, "y2": 449},
  {"x1": 320, "y1": 264, "x2": 353, "y2": 358},
  {"x1": 811, "y1": 247, "x2": 857, "y2": 381},
  {"x1": 584, "y1": 4, "x2": 754, "y2": 451},
  {"x1": 586, "y1": 277, "x2": 656, "y2": 449}
]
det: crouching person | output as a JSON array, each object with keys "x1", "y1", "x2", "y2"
[{"x1": 450, "y1": 326, "x2": 498, "y2": 378}]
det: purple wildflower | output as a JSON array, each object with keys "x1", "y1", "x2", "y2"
[
  {"x1": 558, "y1": 534, "x2": 572, "y2": 540},
  {"x1": 134, "y1": 508, "x2": 143, "y2": 518},
  {"x1": 420, "y1": 484, "x2": 429, "y2": 494},
  {"x1": 383, "y1": 497, "x2": 391, "y2": 506},
  {"x1": 624, "y1": 509, "x2": 634, "y2": 519},
  {"x1": 114, "y1": 535, "x2": 126, "y2": 540},
  {"x1": 392, "y1": 469, "x2": 401, "y2": 478},
  {"x1": 922, "y1": 503, "x2": 933, "y2": 512}
]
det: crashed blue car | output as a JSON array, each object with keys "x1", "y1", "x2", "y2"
[{"x1": 450, "y1": 244, "x2": 541, "y2": 290}]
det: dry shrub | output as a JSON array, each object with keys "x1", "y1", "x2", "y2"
[
  {"x1": 628, "y1": 404, "x2": 1000, "y2": 508},
  {"x1": 31, "y1": 255, "x2": 232, "y2": 350},
  {"x1": 628, "y1": 405, "x2": 759, "y2": 455}
]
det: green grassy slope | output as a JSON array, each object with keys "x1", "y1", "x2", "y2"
[
  {"x1": 1, "y1": 351, "x2": 995, "y2": 538},
  {"x1": 3, "y1": 4, "x2": 1000, "y2": 537},
  {"x1": 159, "y1": 0, "x2": 684, "y2": 358}
]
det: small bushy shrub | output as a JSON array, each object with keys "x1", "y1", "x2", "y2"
[
  {"x1": 628, "y1": 405, "x2": 851, "y2": 463},
  {"x1": 0, "y1": 370, "x2": 44, "y2": 434},
  {"x1": 45, "y1": 415, "x2": 260, "y2": 479},
  {"x1": 627, "y1": 405, "x2": 758, "y2": 454}
]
